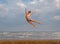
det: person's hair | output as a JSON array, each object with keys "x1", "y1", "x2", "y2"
[{"x1": 28, "y1": 11, "x2": 31, "y2": 13}]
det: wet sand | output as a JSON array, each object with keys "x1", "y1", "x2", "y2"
[{"x1": 0, "y1": 40, "x2": 60, "y2": 44}]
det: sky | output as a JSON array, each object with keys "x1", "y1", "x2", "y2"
[{"x1": 0, "y1": 0, "x2": 60, "y2": 31}]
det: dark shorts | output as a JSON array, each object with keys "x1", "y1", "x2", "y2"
[{"x1": 26, "y1": 19, "x2": 32, "y2": 22}]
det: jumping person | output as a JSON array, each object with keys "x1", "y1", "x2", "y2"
[{"x1": 25, "y1": 8, "x2": 42, "y2": 27}]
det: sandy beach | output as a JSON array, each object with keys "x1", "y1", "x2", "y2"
[{"x1": 0, "y1": 40, "x2": 60, "y2": 44}]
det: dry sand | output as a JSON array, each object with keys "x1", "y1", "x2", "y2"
[{"x1": 0, "y1": 40, "x2": 60, "y2": 44}]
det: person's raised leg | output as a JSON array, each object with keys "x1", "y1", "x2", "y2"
[
  {"x1": 31, "y1": 20, "x2": 42, "y2": 24},
  {"x1": 28, "y1": 21, "x2": 36, "y2": 27}
]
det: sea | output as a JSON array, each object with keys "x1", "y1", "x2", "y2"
[{"x1": 0, "y1": 31, "x2": 60, "y2": 40}]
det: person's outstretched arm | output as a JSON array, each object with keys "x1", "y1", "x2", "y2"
[{"x1": 25, "y1": 8, "x2": 28, "y2": 14}]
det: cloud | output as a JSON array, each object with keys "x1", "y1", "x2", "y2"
[
  {"x1": 16, "y1": 3, "x2": 26, "y2": 8},
  {"x1": 0, "y1": 4, "x2": 3, "y2": 7},
  {"x1": 30, "y1": 1, "x2": 36, "y2": 5},
  {"x1": 39, "y1": 0, "x2": 44, "y2": 2},
  {"x1": 0, "y1": 4, "x2": 8, "y2": 17},
  {"x1": 53, "y1": 16, "x2": 60, "y2": 20},
  {"x1": 56, "y1": 4, "x2": 60, "y2": 7},
  {"x1": 33, "y1": 9, "x2": 41, "y2": 13},
  {"x1": 55, "y1": 0, "x2": 60, "y2": 2},
  {"x1": 53, "y1": 0, "x2": 60, "y2": 8}
]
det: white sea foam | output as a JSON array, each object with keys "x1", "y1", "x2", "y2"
[{"x1": 0, "y1": 32, "x2": 60, "y2": 40}]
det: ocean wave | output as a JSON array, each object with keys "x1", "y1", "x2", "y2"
[{"x1": 0, "y1": 32, "x2": 60, "y2": 40}]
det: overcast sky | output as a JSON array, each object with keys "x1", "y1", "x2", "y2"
[{"x1": 0, "y1": 0, "x2": 60, "y2": 31}]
